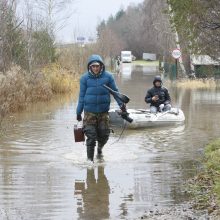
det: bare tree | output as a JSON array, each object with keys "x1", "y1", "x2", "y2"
[
  {"x1": 0, "y1": 0, "x2": 24, "y2": 72},
  {"x1": 23, "y1": 0, "x2": 35, "y2": 73},
  {"x1": 34, "y1": 0, "x2": 74, "y2": 34},
  {"x1": 19, "y1": 0, "x2": 75, "y2": 71},
  {"x1": 97, "y1": 28, "x2": 125, "y2": 60}
]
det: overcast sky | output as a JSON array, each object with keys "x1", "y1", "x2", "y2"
[{"x1": 56, "y1": 0, "x2": 144, "y2": 43}]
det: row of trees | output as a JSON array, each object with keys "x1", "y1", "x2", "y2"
[
  {"x1": 96, "y1": 0, "x2": 219, "y2": 64},
  {"x1": 96, "y1": 0, "x2": 176, "y2": 60}
]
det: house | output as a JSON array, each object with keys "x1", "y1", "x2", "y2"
[{"x1": 190, "y1": 55, "x2": 220, "y2": 78}]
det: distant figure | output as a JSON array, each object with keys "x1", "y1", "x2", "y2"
[
  {"x1": 116, "y1": 56, "x2": 120, "y2": 66},
  {"x1": 145, "y1": 76, "x2": 171, "y2": 113},
  {"x1": 116, "y1": 56, "x2": 121, "y2": 73}
]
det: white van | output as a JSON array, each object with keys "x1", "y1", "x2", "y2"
[{"x1": 121, "y1": 51, "x2": 132, "y2": 63}]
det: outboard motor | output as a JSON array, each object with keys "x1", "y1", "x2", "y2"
[
  {"x1": 120, "y1": 111, "x2": 133, "y2": 123},
  {"x1": 103, "y1": 84, "x2": 133, "y2": 123}
]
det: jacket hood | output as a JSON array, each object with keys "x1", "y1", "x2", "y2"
[
  {"x1": 87, "y1": 54, "x2": 105, "y2": 71},
  {"x1": 153, "y1": 76, "x2": 162, "y2": 86}
]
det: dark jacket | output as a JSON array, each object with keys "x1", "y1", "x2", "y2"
[
  {"x1": 76, "y1": 55, "x2": 123, "y2": 115},
  {"x1": 145, "y1": 86, "x2": 171, "y2": 107}
]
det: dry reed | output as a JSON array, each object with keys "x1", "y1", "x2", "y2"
[
  {"x1": 42, "y1": 63, "x2": 79, "y2": 93},
  {"x1": 176, "y1": 79, "x2": 219, "y2": 89},
  {"x1": 0, "y1": 66, "x2": 52, "y2": 118}
]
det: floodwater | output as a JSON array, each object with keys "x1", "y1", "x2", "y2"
[{"x1": 0, "y1": 63, "x2": 220, "y2": 220}]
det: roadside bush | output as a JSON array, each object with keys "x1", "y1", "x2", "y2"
[
  {"x1": 42, "y1": 63, "x2": 78, "y2": 93},
  {"x1": 0, "y1": 62, "x2": 80, "y2": 124},
  {"x1": 0, "y1": 65, "x2": 52, "y2": 120}
]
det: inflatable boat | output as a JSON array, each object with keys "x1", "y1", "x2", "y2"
[{"x1": 109, "y1": 108, "x2": 185, "y2": 129}]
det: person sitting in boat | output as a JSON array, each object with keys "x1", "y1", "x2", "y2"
[{"x1": 145, "y1": 76, "x2": 171, "y2": 113}]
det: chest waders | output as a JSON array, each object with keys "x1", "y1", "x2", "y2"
[{"x1": 83, "y1": 112, "x2": 110, "y2": 161}]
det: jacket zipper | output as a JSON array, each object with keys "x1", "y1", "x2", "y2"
[{"x1": 96, "y1": 78, "x2": 98, "y2": 112}]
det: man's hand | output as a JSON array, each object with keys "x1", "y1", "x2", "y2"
[
  {"x1": 120, "y1": 103, "x2": 127, "y2": 112},
  {"x1": 152, "y1": 95, "x2": 159, "y2": 102},
  {"x1": 77, "y1": 114, "x2": 82, "y2": 121}
]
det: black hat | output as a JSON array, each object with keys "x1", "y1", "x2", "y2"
[{"x1": 153, "y1": 76, "x2": 162, "y2": 85}]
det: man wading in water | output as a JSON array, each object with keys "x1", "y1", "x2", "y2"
[{"x1": 76, "y1": 54, "x2": 126, "y2": 162}]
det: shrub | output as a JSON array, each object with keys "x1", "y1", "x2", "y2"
[{"x1": 42, "y1": 63, "x2": 79, "y2": 93}]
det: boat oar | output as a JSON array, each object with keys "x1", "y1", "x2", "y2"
[{"x1": 150, "y1": 109, "x2": 179, "y2": 122}]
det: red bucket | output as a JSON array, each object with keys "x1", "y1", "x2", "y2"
[{"x1": 74, "y1": 124, "x2": 85, "y2": 142}]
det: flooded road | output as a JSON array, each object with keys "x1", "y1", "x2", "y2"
[{"x1": 1, "y1": 63, "x2": 220, "y2": 219}]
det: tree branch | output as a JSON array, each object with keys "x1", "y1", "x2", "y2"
[{"x1": 201, "y1": 22, "x2": 220, "y2": 30}]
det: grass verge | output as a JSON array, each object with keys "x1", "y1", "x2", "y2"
[{"x1": 188, "y1": 139, "x2": 220, "y2": 214}]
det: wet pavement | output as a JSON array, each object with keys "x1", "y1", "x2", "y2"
[{"x1": 0, "y1": 63, "x2": 220, "y2": 219}]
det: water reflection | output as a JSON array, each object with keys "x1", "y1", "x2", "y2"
[
  {"x1": 120, "y1": 63, "x2": 132, "y2": 80},
  {"x1": 75, "y1": 166, "x2": 110, "y2": 220},
  {"x1": 192, "y1": 90, "x2": 220, "y2": 104},
  {"x1": 142, "y1": 66, "x2": 158, "y2": 75}
]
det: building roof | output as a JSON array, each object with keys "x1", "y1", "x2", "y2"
[{"x1": 191, "y1": 55, "x2": 220, "y2": 65}]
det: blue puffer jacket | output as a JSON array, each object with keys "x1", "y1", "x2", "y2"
[{"x1": 76, "y1": 55, "x2": 123, "y2": 115}]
